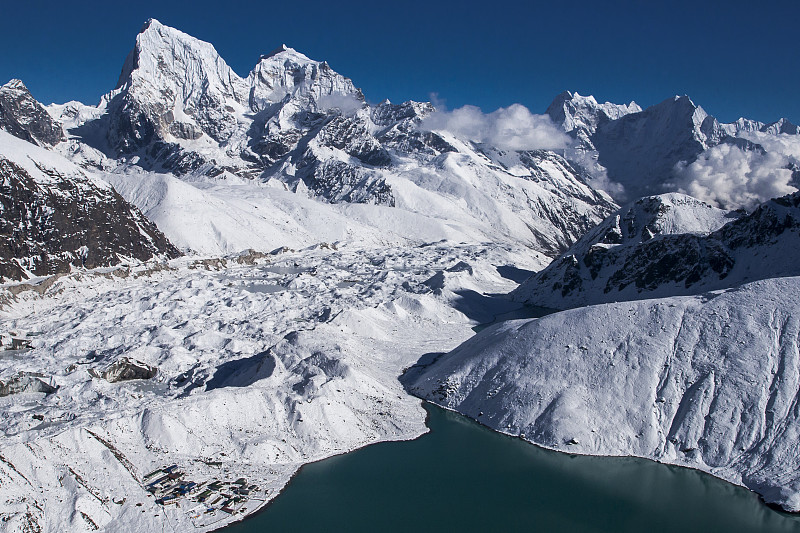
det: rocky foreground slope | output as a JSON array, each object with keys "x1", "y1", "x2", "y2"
[{"x1": 0, "y1": 131, "x2": 179, "y2": 281}]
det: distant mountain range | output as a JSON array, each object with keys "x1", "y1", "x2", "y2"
[{"x1": 2, "y1": 18, "x2": 797, "y2": 277}]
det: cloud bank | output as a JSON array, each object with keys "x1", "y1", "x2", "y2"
[
  {"x1": 674, "y1": 139, "x2": 799, "y2": 210},
  {"x1": 316, "y1": 93, "x2": 365, "y2": 116},
  {"x1": 565, "y1": 148, "x2": 626, "y2": 200},
  {"x1": 420, "y1": 104, "x2": 569, "y2": 151}
]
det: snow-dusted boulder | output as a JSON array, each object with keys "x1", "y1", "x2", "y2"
[
  {"x1": 0, "y1": 373, "x2": 57, "y2": 396},
  {"x1": 92, "y1": 357, "x2": 158, "y2": 383}
]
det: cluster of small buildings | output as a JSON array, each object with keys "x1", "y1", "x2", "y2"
[
  {"x1": 144, "y1": 465, "x2": 198, "y2": 505},
  {"x1": 142, "y1": 465, "x2": 261, "y2": 523}
]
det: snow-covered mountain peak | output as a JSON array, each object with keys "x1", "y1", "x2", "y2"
[
  {"x1": 96, "y1": 19, "x2": 251, "y2": 153},
  {"x1": 546, "y1": 90, "x2": 641, "y2": 157},
  {"x1": 261, "y1": 44, "x2": 308, "y2": 61},
  {"x1": 589, "y1": 192, "x2": 734, "y2": 245},
  {"x1": 0, "y1": 78, "x2": 65, "y2": 147},
  {"x1": 762, "y1": 117, "x2": 800, "y2": 135},
  {"x1": 2, "y1": 79, "x2": 27, "y2": 91},
  {"x1": 547, "y1": 90, "x2": 641, "y2": 135},
  {"x1": 531, "y1": 192, "x2": 734, "y2": 267},
  {"x1": 116, "y1": 18, "x2": 247, "y2": 104},
  {"x1": 248, "y1": 45, "x2": 362, "y2": 112}
]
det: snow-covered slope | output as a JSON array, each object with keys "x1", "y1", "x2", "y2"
[
  {"x1": 513, "y1": 191, "x2": 800, "y2": 309},
  {"x1": 101, "y1": 168, "x2": 512, "y2": 256},
  {"x1": 0, "y1": 131, "x2": 179, "y2": 281},
  {"x1": 406, "y1": 276, "x2": 800, "y2": 511}
]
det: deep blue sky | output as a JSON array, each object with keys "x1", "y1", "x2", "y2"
[{"x1": 1, "y1": 0, "x2": 797, "y2": 124}]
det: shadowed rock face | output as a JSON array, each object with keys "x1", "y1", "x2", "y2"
[
  {"x1": 0, "y1": 79, "x2": 65, "y2": 147},
  {"x1": 0, "y1": 153, "x2": 181, "y2": 281}
]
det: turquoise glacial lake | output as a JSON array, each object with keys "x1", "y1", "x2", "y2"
[{"x1": 224, "y1": 403, "x2": 800, "y2": 532}]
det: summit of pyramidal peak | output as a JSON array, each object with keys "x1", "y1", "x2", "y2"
[
  {"x1": 105, "y1": 18, "x2": 250, "y2": 152},
  {"x1": 116, "y1": 18, "x2": 247, "y2": 102},
  {"x1": 247, "y1": 43, "x2": 363, "y2": 112}
]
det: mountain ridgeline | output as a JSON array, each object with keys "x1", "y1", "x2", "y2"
[
  {"x1": 3, "y1": 19, "x2": 797, "y2": 268},
  {"x1": 40, "y1": 19, "x2": 623, "y2": 257}
]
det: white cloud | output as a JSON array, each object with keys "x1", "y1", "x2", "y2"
[
  {"x1": 674, "y1": 142, "x2": 797, "y2": 210},
  {"x1": 316, "y1": 93, "x2": 364, "y2": 116},
  {"x1": 420, "y1": 104, "x2": 570, "y2": 151},
  {"x1": 565, "y1": 148, "x2": 626, "y2": 199},
  {"x1": 739, "y1": 131, "x2": 800, "y2": 161}
]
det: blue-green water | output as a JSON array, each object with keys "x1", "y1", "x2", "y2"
[{"x1": 225, "y1": 403, "x2": 800, "y2": 533}]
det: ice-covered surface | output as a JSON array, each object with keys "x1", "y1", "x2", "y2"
[
  {"x1": 407, "y1": 276, "x2": 800, "y2": 511},
  {"x1": 0, "y1": 242, "x2": 542, "y2": 532},
  {"x1": 512, "y1": 191, "x2": 800, "y2": 309}
]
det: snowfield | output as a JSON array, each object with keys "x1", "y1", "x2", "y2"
[
  {"x1": 0, "y1": 242, "x2": 540, "y2": 532},
  {"x1": 406, "y1": 276, "x2": 800, "y2": 511}
]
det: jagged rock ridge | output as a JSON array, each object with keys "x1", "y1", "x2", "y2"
[{"x1": 512, "y1": 191, "x2": 800, "y2": 309}]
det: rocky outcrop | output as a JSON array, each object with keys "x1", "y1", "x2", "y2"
[
  {"x1": 0, "y1": 373, "x2": 57, "y2": 396},
  {"x1": 91, "y1": 357, "x2": 158, "y2": 383},
  {"x1": 0, "y1": 79, "x2": 65, "y2": 146},
  {"x1": 513, "y1": 192, "x2": 800, "y2": 309}
]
